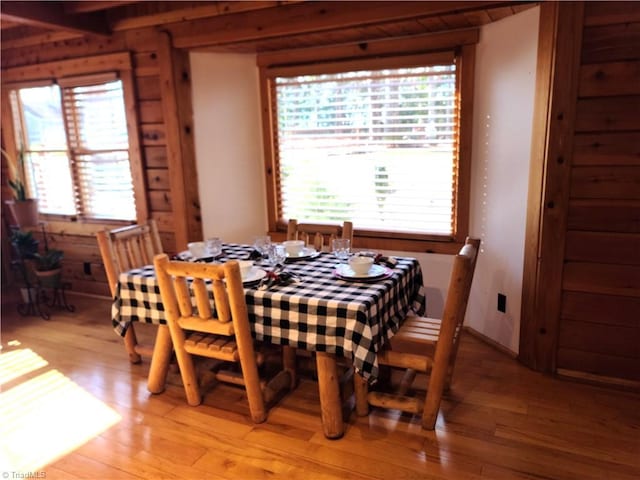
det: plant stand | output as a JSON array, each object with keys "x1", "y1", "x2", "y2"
[
  {"x1": 16, "y1": 283, "x2": 49, "y2": 320},
  {"x1": 41, "y1": 282, "x2": 75, "y2": 312}
]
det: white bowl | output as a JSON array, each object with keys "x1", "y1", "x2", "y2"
[
  {"x1": 238, "y1": 260, "x2": 254, "y2": 279},
  {"x1": 348, "y1": 256, "x2": 374, "y2": 275},
  {"x1": 188, "y1": 241, "x2": 206, "y2": 258},
  {"x1": 282, "y1": 240, "x2": 305, "y2": 257}
]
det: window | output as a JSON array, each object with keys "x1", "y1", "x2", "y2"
[
  {"x1": 260, "y1": 45, "x2": 475, "y2": 252},
  {"x1": 10, "y1": 76, "x2": 137, "y2": 221}
]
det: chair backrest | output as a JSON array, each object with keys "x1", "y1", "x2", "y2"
[
  {"x1": 425, "y1": 237, "x2": 479, "y2": 409},
  {"x1": 287, "y1": 219, "x2": 354, "y2": 251},
  {"x1": 97, "y1": 220, "x2": 163, "y2": 297},
  {"x1": 447, "y1": 237, "x2": 480, "y2": 367},
  {"x1": 153, "y1": 254, "x2": 250, "y2": 337}
]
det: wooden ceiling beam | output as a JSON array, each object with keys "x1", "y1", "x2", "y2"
[
  {"x1": 63, "y1": 1, "x2": 140, "y2": 14},
  {"x1": 108, "y1": 1, "x2": 302, "y2": 32},
  {"x1": 0, "y1": 1, "x2": 111, "y2": 37},
  {"x1": 166, "y1": 0, "x2": 529, "y2": 49}
]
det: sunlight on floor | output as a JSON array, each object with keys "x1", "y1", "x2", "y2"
[
  {"x1": 0, "y1": 348, "x2": 49, "y2": 385},
  {"x1": 0, "y1": 346, "x2": 122, "y2": 471}
]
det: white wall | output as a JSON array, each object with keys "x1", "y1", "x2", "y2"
[
  {"x1": 190, "y1": 6, "x2": 540, "y2": 353},
  {"x1": 466, "y1": 6, "x2": 540, "y2": 353},
  {"x1": 190, "y1": 52, "x2": 268, "y2": 243}
]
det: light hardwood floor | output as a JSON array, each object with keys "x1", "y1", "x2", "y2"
[{"x1": 1, "y1": 291, "x2": 639, "y2": 480}]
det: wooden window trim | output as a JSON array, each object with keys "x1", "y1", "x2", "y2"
[
  {"x1": 258, "y1": 35, "x2": 476, "y2": 255},
  {"x1": 1, "y1": 52, "x2": 148, "y2": 227}
]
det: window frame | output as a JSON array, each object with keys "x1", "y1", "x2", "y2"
[
  {"x1": 1, "y1": 52, "x2": 147, "y2": 227},
  {"x1": 258, "y1": 34, "x2": 476, "y2": 254}
]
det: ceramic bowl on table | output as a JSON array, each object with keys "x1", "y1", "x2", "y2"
[
  {"x1": 282, "y1": 240, "x2": 305, "y2": 257},
  {"x1": 188, "y1": 241, "x2": 206, "y2": 259},
  {"x1": 348, "y1": 255, "x2": 374, "y2": 275},
  {"x1": 238, "y1": 260, "x2": 254, "y2": 279}
]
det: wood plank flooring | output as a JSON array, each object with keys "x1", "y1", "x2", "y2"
[{"x1": 1, "y1": 291, "x2": 639, "y2": 479}]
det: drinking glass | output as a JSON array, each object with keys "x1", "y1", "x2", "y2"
[
  {"x1": 331, "y1": 238, "x2": 351, "y2": 264},
  {"x1": 253, "y1": 235, "x2": 272, "y2": 257},
  {"x1": 205, "y1": 237, "x2": 222, "y2": 257},
  {"x1": 266, "y1": 244, "x2": 286, "y2": 269}
]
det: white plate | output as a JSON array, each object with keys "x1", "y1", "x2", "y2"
[
  {"x1": 334, "y1": 263, "x2": 391, "y2": 281},
  {"x1": 285, "y1": 247, "x2": 319, "y2": 261},
  {"x1": 243, "y1": 267, "x2": 267, "y2": 284},
  {"x1": 177, "y1": 250, "x2": 223, "y2": 262}
]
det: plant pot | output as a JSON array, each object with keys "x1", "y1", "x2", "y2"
[
  {"x1": 20, "y1": 286, "x2": 38, "y2": 304},
  {"x1": 6, "y1": 199, "x2": 39, "y2": 227},
  {"x1": 35, "y1": 268, "x2": 62, "y2": 289}
]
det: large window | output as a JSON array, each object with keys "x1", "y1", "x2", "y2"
[
  {"x1": 10, "y1": 76, "x2": 137, "y2": 221},
  {"x1": 261, "y1": 46, "x2": 475, "y2": 252}
]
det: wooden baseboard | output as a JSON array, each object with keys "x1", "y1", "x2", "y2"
[
  {"x1": 462, "y1": 326, "x2": 518, "y2": 359},
  {"x1": 557, "y1": 368, "x2": 640, "y2": 392},
  {"x1": 66, "y1": 290, "x2": 111, "y2": 300}
]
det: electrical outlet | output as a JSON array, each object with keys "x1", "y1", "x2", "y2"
[{"x1": 497, "y1": 293, "x2": 506, "y2": 313}]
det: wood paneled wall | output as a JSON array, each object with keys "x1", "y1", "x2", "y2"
[
  {"x1": 558, "y1": 1, "x2": 640, "y2": 382},
  {"x1": 0, "y1": 29, "x2": 201, "y2": 297},
  {"x1": 521, "y1": 1, "x2": 640, "y2": 386}
]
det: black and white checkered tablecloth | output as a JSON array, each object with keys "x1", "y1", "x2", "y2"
[{"x1": 112, "y1": 243, "x2": 425, "y2": 380}]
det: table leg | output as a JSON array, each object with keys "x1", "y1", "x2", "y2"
[
  {"x1": 315, "y1": 351, "x2": 344, "y2": 439},
  {"x1": 147, "y1": 325, "x2": 173, "y2": 394},
  {"x1": 354, "y1": 372, "x2": 370, "y2": 416}
]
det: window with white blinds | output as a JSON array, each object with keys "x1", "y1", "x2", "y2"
[
  {"x1": 273, "y1": 62, "x2": 458, "y2": 236},
  {"x1": 11, "y1": 78, "x2": 136, "y2": 221}
]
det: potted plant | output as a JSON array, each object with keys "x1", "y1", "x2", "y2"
[
  {"x1": 33, "y1": 249, "x2": 64, "y2": 288},
  {"x1": 10, "y1": 229, "x2": 40, "y2": 301},
  {"x1": 2, "y1": 146, "x2": 39, "y2": 227},
  {"x1": 10, "y1": 229, "x2": 39, "y2": 259}
]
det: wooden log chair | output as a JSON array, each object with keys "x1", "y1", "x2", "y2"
[
  {"x1": 354, "y1": 237, "x2": 480, "y2": 430},
  {"x1": 96, "y1": 219, "x2": 163, "y2": 364},
  {"x1": 153, "y1": 254, "x2": 292, "y2": 423},
  {"x1": 283, "y1": 219, "x2": 355, "y2": 388},
  {"x1": 286, "y1": 219, "x2": 353, "y2": 252}
]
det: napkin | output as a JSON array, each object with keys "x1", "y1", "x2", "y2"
[
  {"x1": 258, "y1": 270, "x2": 300, "y2": 290},
  {"x1": 247, "y1": 249, "x2": 263, "y2": 260},
  {"x1": 354, "y1": 251, "x2": 398, "y2": 269},
  {"x1": 374, "y1": 254, "x2": 398, "y2": 269}
]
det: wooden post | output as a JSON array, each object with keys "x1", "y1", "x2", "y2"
[
  {"x1": 519, "y1": 1, "x2": 585, "y2": 372},
  {"x1": 156, "y1": 30, "x2": 201, "y2": 251}
]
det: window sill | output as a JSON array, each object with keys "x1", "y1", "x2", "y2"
[{"x1": 268, "y1": 230, "x2": 464, "y2": 255}]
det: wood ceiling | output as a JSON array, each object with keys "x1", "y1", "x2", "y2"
[{"x1": 0, "y1": 1, "x2": 537, "y2": 53}]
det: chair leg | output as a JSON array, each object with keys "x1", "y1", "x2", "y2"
[
  {"x1": 282, "y1": 345, "x2": 298, "y2": 390},
  {"x1": 123, "y1": 324, "x2": 142, "y2": 364},
  {"x1": 176, "y1": 348, "x2": 202, "y2": 407},
  {"x1": 147, "y1": 325, "x2": 174, "y2": 394},
  {"x1": 237, "y1": 342, "x2": 267, "y2": 423},
  {"x1": 240, "y1": 361, "x2": 267, "y2": 423},
  {"x1": 444, "y1": 366, "x2": 455, "y2": 391},
  {"x1": 354, "y1": 372, "x2": 369, "y2": 416},
  {"x1": 421, "y1": 360, "x2": 448, "y2": 430},
  {"x1": 167, "y1": 328, "x2": 201, "y2": 406}
]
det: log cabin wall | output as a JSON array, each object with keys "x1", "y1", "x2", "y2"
[
  {"x1": 0, "y1": 1, "x2": 537, "y2": 298},
  {"x1": 520, "y1": 1, "x2": 640, "y2": 386},
  {"x1": 0, "y1": 29, "x2": 201, "y2": 297},
  {"x1": 559, "y1": 1, "x2": 640, "y2": 384}
]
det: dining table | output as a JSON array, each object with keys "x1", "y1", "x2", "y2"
[{"x1": 111, "y1": 243, "x2": 425, "y2": 438}]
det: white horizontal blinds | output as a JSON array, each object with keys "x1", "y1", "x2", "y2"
[
  {"x1": 62, "y1": 79, "x2": 136, "y2": 221},
  {"x1": 275, "y1": 63, "x2": 457, "y2": 235},
  {"x1": 14, "y1": 85, "x2": 76, "y2": 215}
]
